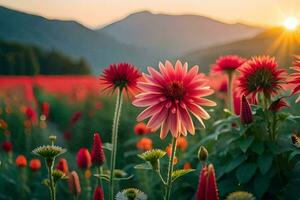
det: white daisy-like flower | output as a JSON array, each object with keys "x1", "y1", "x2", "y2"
[{"x1": 115, "y1": 188, "x2": 147, "y2": 200}]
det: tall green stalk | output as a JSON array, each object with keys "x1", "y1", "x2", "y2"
[
  {"x1": 109, "y1": 89, "x2": 123, "y2": 200},
  {"x1": 227, "y1": 72, "x2": 233, "y2": 113},
  {"x1": 46, "y1": 158, "x2": 56, "y2": 200},
  {"x1": 164, "y1": 137, "x2": 177, "y2": 200}
]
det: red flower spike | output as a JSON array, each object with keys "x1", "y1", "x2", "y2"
[
  {"x1": 77, "y1": 148, "x2": 92, "y2": 169},
  {"x1": 41, "y1": 102, "x2": 50, "y2": 118},
  {"x1": 93, "y1": 186, "x2": 104, "y2": 200},
  {"x1": 289, "y1": 55, "x2": 300, "y2": 103},
  {"x1": 69, "y1": 171, "x2": 81, "y2": 197},
  {"x1": 2, "y1": 141, "x2": 13, "y2": 153},
  {"x1": 91, "y1": 133, "x2": 105, "y2": 167},
  {"x1": 240, "y1": 95, "x2": 253, "y2": 125},
  {"x1": 196, "y1": 164, "x2": 219, "y2": 200},
  {"x1": 71, "y1": 112, "x2": 82, "y2": 125},
  {"x1": 56, "y1": 158, "x2": 69, "y2": 174},
  {"x1": 269, "y1": 98, "x2": 290, "y2": 113}
]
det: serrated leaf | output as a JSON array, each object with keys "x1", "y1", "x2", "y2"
[
  {"x1": 257, "y1": 154, "x2": 273, "y2": 174},
  {"x1": 236, "y1": 163, "x2": 257, "y2": 184},
  {"x1": 103, "y1": 143, "x2": 112, "y2": 151},
  {"x1": 171, "y1": 169, "x2": 195, "y2": 182},
  {"x1": 239, "y1": 135, "x2": 254, "y2": 153},
  {"x1": 114, "y1": 174, "x2": 134, "y2": 181},
  {"x1": 134, "y1": 162, "x2": 153, "y2": 170},
  {"x1": 225, "y1": 154, "x2": 247, "y2": 173}
]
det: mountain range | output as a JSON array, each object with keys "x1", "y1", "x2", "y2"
[
  {"x1": 0, "y1": 6, "x2": 265, "y2": 73},
  {"x1": 182, "y1": 27, "x2": 300, "y2": 73},
  {"x1": 99, "y1": 11, "x2": 263, "y2": 56}
]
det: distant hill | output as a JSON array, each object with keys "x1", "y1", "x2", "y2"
[
  {"x1": 0, "y1": 6, "x2": 157, "y2": 73},
  {"x1": 182, "y1": 27, "x2": 300, "y2": 73},
  {"x1": 99, "y1": 11, "x2": 263, "y2": 56},
  {"x1": 0, "y1": 40, "x2": 91, "y2": 75}
]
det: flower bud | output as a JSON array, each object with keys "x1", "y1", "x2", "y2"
[
  {"x1": 198, "y1": 146, "x2": 208, "y2": 162},
  {"x1": 77, "y1": 148, "x2": 92, "y2": 169},
  {"x1": 69, "y1": 171, "x2": 81, "y2": 197},
  {"x1": 56, "y1": 158, "x2": 69, "y2": 174},
  {"x1": 30, "y1": 159, "x2": 41, "y2": 171},
  {"x1": 16, "y1": 155, "x2": 27, "y2": 168},
  {"x1": 240, "y1": 95, "x2": 253, "y2": 125},
  {"x1": 91, "y1": 133, "x2": 105, "y2": 167},
  {"x1": 269, "y1": 98, "x2": 289, "y2": 113},
  {"x1": 93, "y1": 186, "x2": 104, "y2": 200}
]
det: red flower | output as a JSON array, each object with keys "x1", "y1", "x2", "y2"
[
  {"x1": 69, "y1": 171, "x2": 81, "y2": 197},
  {"x1": 91, "y1": 133, "x2": 105, "y2": 167},
  {"x1": 289, "y1": 55, "x2": 300, "y2": 103},
  {"x1": 136, "y1": 137, "x2": 153, "y2": 151},
  {"x1": 63, "y1": 131, "x2": 72, "y2": 141},
  {"x1": 71, "y1": 112, "x2": 82, "y2": 125},
  {"x1": 134, "y1": 122, "x2": 150, "y2": 135},
  {"x1": 183, "y1": 162, "x2": 192, "y2": 170},
  {"x1": 196, "y1": 164, "x2": 219, "y2": 200},
  {"x1": 77, "y1": 148, "x2": 92, "y2": 169},
  {"x1": 2, "y1": 141, "x2": 13, "y2": 153},
  {"x1": 133, "y1": 60, "x2": 216, "y2": 139},
  {"x1": 177, "y1": 137, "x2": 188, "y2": 151},
  {"x1": 56, "y1": 158, "x2": 69, "y2": 174},
  {"x1": 291, "y1": 134, "x2": 300, "y2": 144},
  {"x1": 16, "y1": 155, "x2": 27, "y2": 167},
  {"x1": 269, "y1": 98, "x2": 289, "y2": 112},
  {"x1": 26, "y1": 107, "x2": 37, "y2": 122},
  {"x1": 30, "y1": 159, "x2": 41, "y2": 171},
  {"x1": 212, "y1": 55, "x2": 245, "y2": 73},
  {"x1": 237, "y1": 56, "x2": 286, "y2": 102},
  {"x1": 240, "y1": 95, "x2": 253, "y2": 125},
  {"x1": 93, "y1": 186, "x2": 104, "y2": 200},
  {"x1": 41, "y1": 102, "x2": 50, "y2": 118},
  {"x1": 99, "y1": 63, "x2": 141, "y2": 95}
]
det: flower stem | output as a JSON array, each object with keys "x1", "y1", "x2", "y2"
[
  {"x1": 97, "y1": 166, "x2": 104, "y2": 188},
  {"x1": 109, "y1": 89, "x2": 123, "y2": 200},
  {"x1": 164, "y1": 137, "x2": 177, "y2": 200},
  {"x1": 227, "y1": 72, "x2": 233, "y2": 113},
  {"x1": 46, "y1": 159, "x2": 56, "y2": 200}
]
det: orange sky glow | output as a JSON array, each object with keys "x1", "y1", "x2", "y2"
[{"x1": 0, "y1": 0, "x2": 299, "y2": 28}]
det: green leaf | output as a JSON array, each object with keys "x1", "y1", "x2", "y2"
[
  {"x1": 171, "y1": 169, "x2": 195, "y2": 182},
  {"x1": 94, "y1": 174, "x2": 110, "y2": 182},
  {"x1": 254, "y1": 175, "x2": 270, "y2": 198},
  {"x1": 225, "y1": 154, "x2": 247, "y2": 173},
  {"x1": 236, "y1": 163, "x2": 257, "y2": 184},
  {"x1": 103, "y1": 143, "x2": 112, "y2": 151},
  {"x1": 250, "y1": 141, "x2": 264, "y2": 155},
  {"x1": 134, "y1": 162, "x2": 153, "y2": 170},
  {"x1": 289, "y1": 150, "x2": 300, "y2": 162},
  {"x1": 257, "y1": 154, "x2": 273, "y2": 174},
  {"x1": 239, "y1": 135, "x2": 254, "y2": 153}
]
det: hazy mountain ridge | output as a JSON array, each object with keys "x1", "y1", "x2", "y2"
[
  {"x1": 0, "y1": 6, "x2": 158, "y2": 73},
  {"x1": 182, "y1": 27, "x2": 300, "y2": 73},
  {"x1": 99, "y1": 11, "x2": 263, "y2": 55}
]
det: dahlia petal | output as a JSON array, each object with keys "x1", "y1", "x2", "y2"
[
  {"x1": 192, "y1": 98, "x2": 217, "y2": 107},
  {"x1": 178, "y1": 106, "x2": 195, "y2": 135},
  {"x1": 147, "y1": 67, "x2": 165, "y2": 85},
  {"x1": 165, "y1": 60, "x2": 176, "y2": 80},
  {"x1": 170, "y1": 110, "x2": 180, "y2": 137},
  {"x1": 188, "y1": 103, "x2": 210, "y2": 120},
  {"x1": 137, "y1": 82, "x2": 162, "y2": 92},
  {"x1": 147, "y1": 108, "x2": 168, "y2": 129},
  {"x1": 136, "y1": 103, "x2": 164, "y2": 121},
  {"x1": 160, "y1": 118, "x2": 170, "y2": 139},
  {"x1": 133, "y1": 93, "x2": 164, "y2": 106}
]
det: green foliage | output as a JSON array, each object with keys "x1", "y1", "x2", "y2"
[{"x1": 0, "y1": 40, "x2": 91, "y2": 75}]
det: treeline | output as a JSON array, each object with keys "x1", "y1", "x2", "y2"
[{"x1": 0, "y1": 40, "x2": 91, "y2": 75}]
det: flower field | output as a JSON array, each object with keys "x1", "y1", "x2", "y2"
[{"x1": 1, "y1": 56, "x2": 300, "y2": 200}]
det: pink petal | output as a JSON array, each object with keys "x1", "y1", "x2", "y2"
[{"x1": 136, "y1": 103, "x2": 164, "y2": 121}]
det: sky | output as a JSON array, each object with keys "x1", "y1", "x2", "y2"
[{"x1": 0, "y1": 0, "x2": 299, "y2": 28}]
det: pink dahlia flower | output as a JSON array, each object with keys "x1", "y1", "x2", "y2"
[
  {"x1": 133, "y1": 60, "x2": 216, "y2": 139},
  {"x1": 211, "y1": 55, "x2": 245, "y2": 73}
]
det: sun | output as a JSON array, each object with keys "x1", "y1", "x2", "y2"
[{"x1": 283, "y1": 17, "x2": 298, "y2": 31}]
